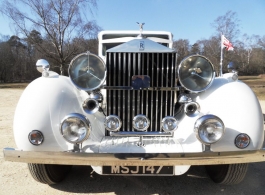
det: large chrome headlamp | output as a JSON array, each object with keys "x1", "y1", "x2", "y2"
[
  {"x1": 69, "y1": 52, "x2": 106, "y2": 91},
  {"x1": 60, "y1": 113, "x2": 91, "y2": 144},
  {"x1": 178, "y1": 55, "x2": 215, "y2": 93},
  {"x1": 194, "y1": 114, "x2": 225, "y2": 145}
]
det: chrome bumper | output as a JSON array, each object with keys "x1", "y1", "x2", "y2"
[{"x1": 3, "y1": 147, "x2": 265, "y2": 166}]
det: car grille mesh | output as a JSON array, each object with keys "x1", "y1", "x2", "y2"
[{"x1": 106, "y1": 52, "x2": 177, "y2": 132}]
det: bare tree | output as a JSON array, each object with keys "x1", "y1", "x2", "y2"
[
  {"x1": 211, "y1": 10, "x2": 240, "y2": 41},
  {"x1": 173, "y1": 39, "x2": 190, "y2": 62},
  {"x1": 1, "y1": 0, "x2": 101, "y2": 75}
]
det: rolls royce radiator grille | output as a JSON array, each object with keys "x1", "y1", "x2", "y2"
[{"x1": 106, "y1": 52, "x2": 177, "y2": 133}]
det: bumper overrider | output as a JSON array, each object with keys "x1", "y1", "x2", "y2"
[{"x1": 3, "y1": 147, "x2": 265, "y2": 166}]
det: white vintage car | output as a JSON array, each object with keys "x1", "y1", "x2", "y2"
[{"x1": 3, "y1": 29, "x2": 265, "y2": 185}]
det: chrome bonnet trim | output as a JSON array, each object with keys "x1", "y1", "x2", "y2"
[{"x1": 4, "y1": 148, "x2": 265, "y2": 166}]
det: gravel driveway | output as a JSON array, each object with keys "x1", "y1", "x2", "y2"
[{"x1": 1, "y1": 88, "x2": 265, "y2": 195}]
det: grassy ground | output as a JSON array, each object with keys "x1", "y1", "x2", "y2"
[
  {"x1": 0, "y1": 83, "x2": 29, "y2": 89},
  {"x1": 239, "y1": 75, "x2": 265, "y2": 100},
  {"x1": 1, "y1": 76, "x2": 265, "y2": 100}
]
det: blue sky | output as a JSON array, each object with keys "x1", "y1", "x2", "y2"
[{"x1": 1, "y1": 0, "x2": 265, "y2": 44}]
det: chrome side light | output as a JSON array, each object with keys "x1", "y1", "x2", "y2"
[
  {"x1": 60, "y1": 113, "x2": 91, "y2": 144},
  {"x1": 28, "y1": 130, "x2": 44, "y2": 145},
  {"x1": 105, "y1": 115, "x2": 122, "y2": 132},
  {"x1": 36, "y1": 59, "x2": 50, "y2": 77},
  {"x1": 232, "y1": 73, "x2": 238, "y2": 81},
  {"x1": 194, "y1": 115, "x2": 225, "y2": 145},
  {"x1": 235, "y1": 134, "x2": 250, "y2": 149},
  {"x1": 161, "y1": 117, "x2": 178, "y2": 132},
  {"x1": 36, "y1": 59, "x2": 50, "y2": 73},
  {"x1": 133, "y1": 115, "x2": 150, "y2": 131}
]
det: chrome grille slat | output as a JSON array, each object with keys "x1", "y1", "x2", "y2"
[
  {"x1": 155, "y1": 54, "x2": 159, "y2": 132},
  {"x1": 165, "y1": 53, "x2": 168, "y2": 115},
  {"x1": 121, "y1": 53, "x2": 126, "y2": 131},
  {"x1": 112, "y1": 55, "x2": 115, "y2": 114},
  {"x1": 137, "y1": 53, "x2": 141, "y2": 115},
  {"x1": 132, "y1": 53, "x2": 136, "y2": 131},
  {"x1": 107, "y1": 53, "x2": 111, "y2": 115},
  {"x1": 118, "y1": 53, "x2": 121, "y2": 130},
  {"x1": 170, "y1": 54, "x2": 174, "y2": 115},
  {"x1": 106, "y1": 52, "x2": 177, "y2": 134},
  {"x1": 150, "y1": 53, "x2": 154, "y2": 131},
  {"x1": 128, "y1": 53, "x2": 131, "y2": 131},
  {"x1": 146, "y1": 53, "x2": 149, "y2": 118},
  {"x1": 160, "y1": 53, "x2": 164, "y2": 130},
  {"x1": 141, "y1": 54, "x2": 144, "y2": 114}
]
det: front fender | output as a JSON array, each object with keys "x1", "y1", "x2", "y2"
[
  {"x1": 196, "y1": 77, "x2": 264, "y2": 151},
  {"x1": 14, "y1": 72, "x2": 85, "y2": 151}
]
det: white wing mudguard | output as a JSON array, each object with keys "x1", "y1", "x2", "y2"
[{"x1": 196, "y1": 77, "x2": 264, "y2": 151}]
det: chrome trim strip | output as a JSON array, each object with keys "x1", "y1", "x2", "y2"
[
  {"x1": 150, "y1": 53, "x2": 154, "y2": 131},
  {"x1": 123, "y1": 53, "x2": 126, "y2": 131},
  {"x1": 107, "y1": 53, "x2": 111, "y2": 115},
  {"x1": 137, "y1": 53, "x2": 141, "y2": 114},
  {"x1": 118, "y1": 53, "x2": 121, "y2": 129},
  {"x1": 155, "y1": 54, "x2": 159, "y2": 132},
  {"x1": 113, "y1": 53, "x2": 117, "y2": 114},
  {"x1": 169, "y1": 53, "x2": 173, "y2": 115},
  {"x1": 110, "y1": 131, "x2": 172, "y2": 137},
  {"x1": 165, "y1": 53, "x2": 168, "y2": 116},
  {"x1": 128, "y1": 53, "x2": 131, "y2": 131},
  {"x1": 132, "y1": 53, "x2": 136, "y2": 130},
  {"x1": 146, "y1": 53, "x2": 149, "y2": 118},
  {"x1": 141, "y1": 54, "x2": 144, "y2": 114},
  {"x1": 173, "y1": 54, "x2": 178, "y2": 116},
  {"x1": 4, "y1": 148, "x2": 265, "y2": 166},
  {"x1": 160, "y1": 53, "x2": 164, "y2": 131},
  {"x1": 102, "y1": 86, "x2": 179, "y2": 91}
]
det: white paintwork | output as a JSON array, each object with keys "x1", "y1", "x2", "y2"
[
  {"x1": 197, "y1": 76, "x2": 264, "y2": 151},
  {"x1": 12, "y1": 31, "x2": 264, "y2": 176},
  {"x1": 15, "y1": 71, "x2": 262, "y2": 152}
]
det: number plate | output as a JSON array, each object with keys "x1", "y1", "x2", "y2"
[{"x1": 102, "y1": 166, "x2": 173, "y2": 175}]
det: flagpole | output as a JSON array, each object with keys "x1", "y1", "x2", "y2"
[{"x1": 220, "y1": 33, "x2": 223, "y2": 77}]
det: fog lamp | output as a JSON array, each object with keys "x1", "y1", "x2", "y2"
[
  {"x1": 105, "y1": 115, "x2": 122, "y2": 132},
  {"x1": 133, "y1": 115, "x2": 150, "y2": 131},
  {"x1": 161, "y1": 117, "x2": 178, "y2": 132},
  {"x1": 60, "y1": 113, "x2": 91, "y2": 144},
  {"x1": 28, "y1": 130, "x2": 44, "y2": 145},
  {"x1": 194, "y1": 115, "x2": 225, "y2": 145},
  {"x1": 235, "y1": 134, "x2": 250, "y2": 149}
]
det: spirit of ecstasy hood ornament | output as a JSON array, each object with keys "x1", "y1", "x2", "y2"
[{"x1": 137, "y1": 22, "x2": 145, "y2": 37}]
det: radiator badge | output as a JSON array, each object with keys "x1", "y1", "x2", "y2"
[
  {"x1": 132, "y1": 75, "x2": 150, "y2": 90},
  {"x1": 139, "y1": 41, "x2": 145, "y2": 51}
]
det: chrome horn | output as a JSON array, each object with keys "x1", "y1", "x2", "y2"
[
  {"x1": 184, "y1": 102, "x2": 200, "y2": 116},
  {"x1": 83, "y1": 98, "x2": 99, "y2": 114}
]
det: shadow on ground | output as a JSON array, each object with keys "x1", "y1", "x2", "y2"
[{"x1": 50, "y1": 163, "x2": 265, "y2": 195}]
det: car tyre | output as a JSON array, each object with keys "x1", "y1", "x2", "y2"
[
  {"x1": 205, "y1": 163, "x2": 248, "y2": 185},
  {"x1": 28, "y1": 163, "x2": 72, "y2": 184}
]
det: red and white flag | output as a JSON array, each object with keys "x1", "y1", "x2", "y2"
[{"x1": 221, "y1": 35, "x2": 234, "y2": 51}]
